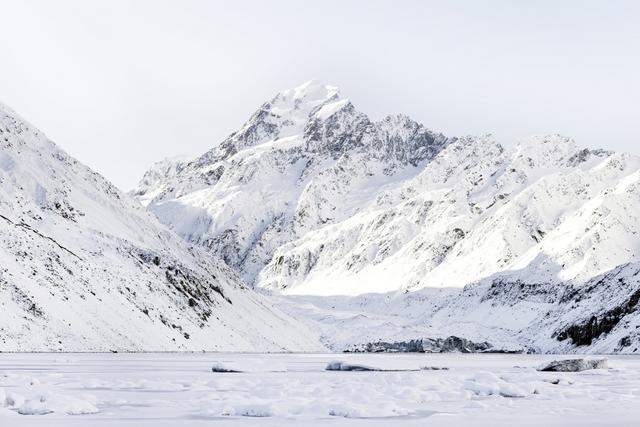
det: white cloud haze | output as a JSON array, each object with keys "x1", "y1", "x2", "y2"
[{"x1": 1, "y1": 0, "x2": 638, "y2": 189}]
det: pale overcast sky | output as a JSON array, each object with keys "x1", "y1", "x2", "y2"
[{"x1": 1, "y1": 0, "x2": 638, "y2": 189}]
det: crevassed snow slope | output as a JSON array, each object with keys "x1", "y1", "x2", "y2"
[{"x1": 0, "y1": 102, "x2": 321, "y2": 352}]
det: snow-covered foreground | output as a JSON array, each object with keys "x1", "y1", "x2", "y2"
[{"x1": 0, "y1": 353, "x2": 638, "y2": 426}]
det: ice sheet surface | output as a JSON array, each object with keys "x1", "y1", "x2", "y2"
[{"x1": 0, "y1": 353, "x2": 638, "y2": 426}]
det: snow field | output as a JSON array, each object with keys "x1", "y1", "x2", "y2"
[{"x1": 1, "y1": 353, "x2": 639, "y2": 426}]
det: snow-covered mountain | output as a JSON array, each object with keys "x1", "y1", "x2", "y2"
[
  {"x1": 135, "y1": 80, "x2": 640, "y2": 296},
  {"x1": 133, "y1": 80, "x2": 451, "y2": 288},
  {"x1": 133, "y1": 80, "x2": 640, "y2": 354},
  {"x1": 133, "y1": 155, "x2": 193, "y2": 207},
  {"x1": 0, "y1": 102, "x2": 321, "y2": 352},
  {"x1": 260, "y1": 135, "x2": 640, "y2": 295}
]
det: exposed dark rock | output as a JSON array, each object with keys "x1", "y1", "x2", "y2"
[
  {"x1": 349, "y1": 339, "x2": 425, "y2": 353},
  {"x1": 480, "y1": 279, "x2": 562, "y2": 305},
  {"x1": 440, "y1": 336, "x2": 492, "y2": 353},
  {"x1": 618, "y1": 336, "x2": 632, "y2": 348},
  {"x1": 557, "y1": 288, "x2": 640, "y2": 346},
  {"x1": 537, "y1": 358, "x2": 608, "y2": 372},
  {"x1": 326, "y1": 361, "x2": 377, "y2": 371},
  {"x1": 325, "y1": 361, "x2": 423, "y2": 372},
  {"x1": 211, "y1": 363, "x2": 242, "y2": 373},
  {"x1": 344, "y1": 336, "x2": 496, "y2": 353}
]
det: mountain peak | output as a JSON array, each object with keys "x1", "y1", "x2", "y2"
[
  {"x1": 512, "y1": 134, "x2": 584, "y2": 168},
  {"x1": 281, "y1": 80, "x2": 340, "y2": 104},
  {"x1": 195, "y1": 81, "x2": 349, "y2": 163},
  {"x1": 270, "y1": 80, "x2": 343, "y2": 115}
]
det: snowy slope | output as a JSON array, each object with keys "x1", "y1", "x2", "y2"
[
  {"x1": 275, "y1": 261, "x2": 640, "y2": 354},
  {"x1": 261, "y1": 135, "x2": 640, "y2": 295},
  {"x1": 0, "y1": 102, "x2": 321, "y2": 352}
]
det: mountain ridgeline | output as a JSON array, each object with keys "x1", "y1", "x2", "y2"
[{"x1": 134, "y1": 80, "x2": 640, "y2": 354}]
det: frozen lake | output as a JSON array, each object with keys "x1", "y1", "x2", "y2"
[{"x1": 1, "y1": 353, "x2": 639, "y2": 426}]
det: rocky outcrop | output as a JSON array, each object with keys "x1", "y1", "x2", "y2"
[
  {"x1": 537, "y1": 358, "x2": 608, "y2": 372},
  {"x1": 557, "y1": 287, "x2": 640, "y2": 346},
  {"x1": 344, "y1": 336, "x2": 495, "y2": 353}
]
